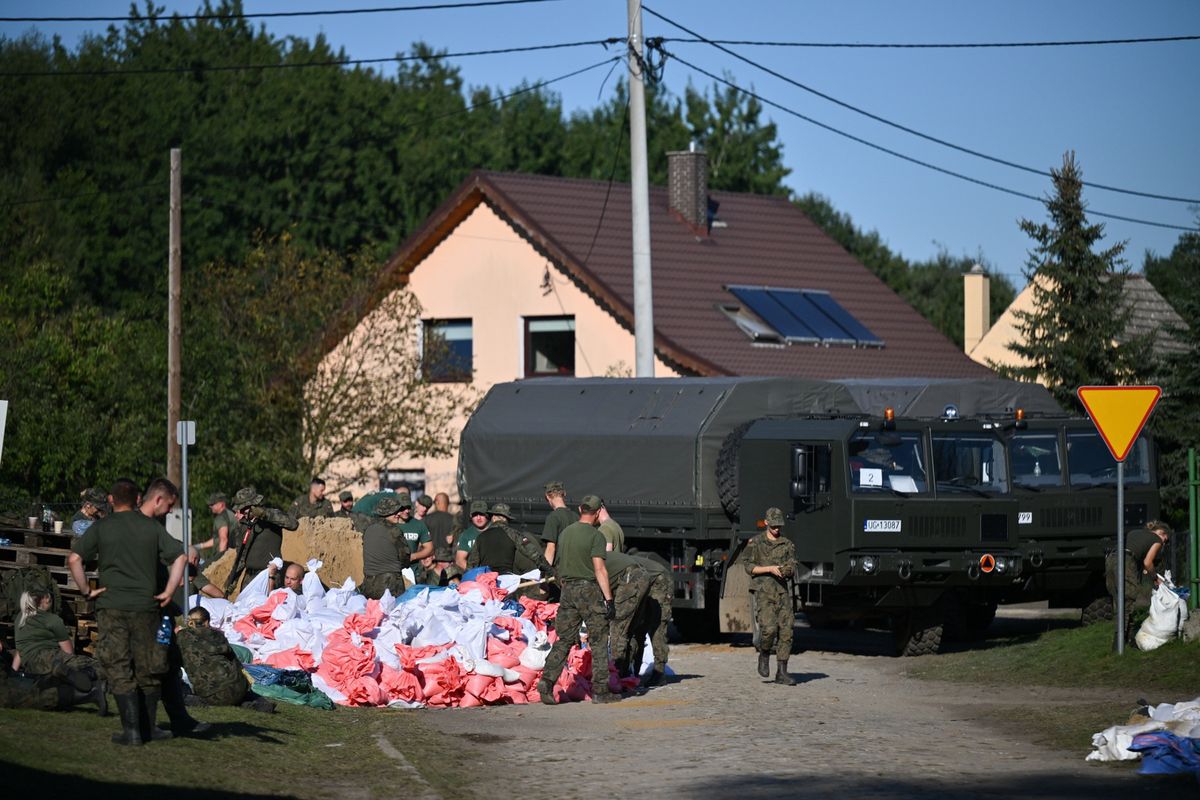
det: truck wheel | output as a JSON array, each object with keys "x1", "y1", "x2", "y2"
[
  {"x1": 716, "y1": 421, "x2": 755, "y2": 518},
  {"x1": 1081, "y1": 596, "x2": 1113, "y2": 626},
  {"x1": 892, "y1": 609, "x2": 944, "y2": 656}
]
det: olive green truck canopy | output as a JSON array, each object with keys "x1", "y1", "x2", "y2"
[{"x1": 458, "y1": 377, "x2": 1060, "y2": 517}]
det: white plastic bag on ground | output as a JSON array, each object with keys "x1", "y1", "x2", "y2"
[
  {"x1": 1135, "y1": 572, "x2": 1189, "y2": 652},
  {"x1": 1086, "y1": 720, "x2": 1166, "y2": 761}
]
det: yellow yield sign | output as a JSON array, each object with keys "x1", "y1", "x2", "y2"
[{"x1": 1076, "y1": 385, "x2": 1162, "y2": 462}]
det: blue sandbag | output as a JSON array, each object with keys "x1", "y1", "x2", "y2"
[
  {"x1": 395, "y1": 584, "x2": 454, "y2": 604},
  {"x1": 462, "y1": 566, "x2": 493, "y2": 582},
  {"x1": 1129, "y1": 731, "x2": 1200, "y2": 776}
]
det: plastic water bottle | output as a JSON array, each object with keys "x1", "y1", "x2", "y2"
[
  {"x1": 156, "y1": 616, "x2": 172, "y2": 646},
  {"x1": 1033, "y1": 461, "x2": 1042, "y2": 477},
  {"x1": 579, "y1": 622, "x2": 589, "y2": 650}
]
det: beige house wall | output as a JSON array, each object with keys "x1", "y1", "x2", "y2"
[
  {"x1": 326, "y1": 202, "x2": 682, "y2": 502},
  {"x1": 966, "y1": 281, "x2": 1038, "y2": 381}
]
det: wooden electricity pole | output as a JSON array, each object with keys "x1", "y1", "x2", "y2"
[{"x1": 167, "y1": 148, "x2": 182, "y2": 488}]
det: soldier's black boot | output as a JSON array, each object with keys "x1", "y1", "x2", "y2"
[
  {"x1": 774, "y1": 658, "x2": 795, "y2": 686},
  {"x1": 536, "y1": 678, "x2": 558, "y2": 705},
  {"x1": 139, "y1": 690, "x2": 173, "y2": 742},
  {"x1": 614, "y1": 657, "x2": 630, "y2": 678},
  {"x1": 642, "y1": 665, "x2": 665, "y2": 687},
  {"x1": 110, "y1": 692, "x2": 143, "y2": 746},
  {"x1": 162, "y1": 669, "x2": 211, "y2": 735},
  {"x1": 75, "y1": 678, "x2": 109, "y2": 716},
  {"x1": 757, "y1": 651, "x2": 770, "y2": 678}
]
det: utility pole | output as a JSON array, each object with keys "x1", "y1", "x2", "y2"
[
  {"x1": 627, "y1": 0, "x2": 655, "y2": 377},
  {"x1": 167, "y1": 148, "x2": 182, "y2": 488}
]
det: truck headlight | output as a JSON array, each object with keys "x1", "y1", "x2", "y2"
[{"x1": 861, "y1": 555, "x2": 878, "y2": 574}]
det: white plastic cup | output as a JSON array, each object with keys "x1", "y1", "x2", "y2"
[
  {"x1": 28, "y1": 516, "x2": 37, "y2": 530},
  {"x1": 53, "y1": 520, "x2": 63, "y2": 533}
]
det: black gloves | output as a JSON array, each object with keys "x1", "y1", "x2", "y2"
[{"x1": 604, "y1": 599, "x2": 616, "y2": 620}]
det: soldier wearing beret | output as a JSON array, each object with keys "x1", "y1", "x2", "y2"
[
  {"x1": 744, "y1": 507, "x2": 797, "y2": 685},
  {"x1": 361, "y1": 496, "x2": 411, "y2": 599}
]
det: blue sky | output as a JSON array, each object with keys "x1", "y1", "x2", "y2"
[{"x1": 4, "y1": 0, "x2": 1198, "y2": 285}]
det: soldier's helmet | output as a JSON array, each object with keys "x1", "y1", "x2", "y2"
[
  {"x1": 764, "y1": 507, "x2": 786, "y2": 528},
  {"x1": 232, "y1": 486, "x2": 264, "y2": 510},
  {"x1": 489, "y1": 502, "x2": 514, "y2": 520},
  {"x1": 376, "y1": 496, "x2": 403, "y2": 517}
]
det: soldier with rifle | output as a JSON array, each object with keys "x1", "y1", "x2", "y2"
[{"x1": 224, "y1": 487, "x2": 299, "y2": 595}]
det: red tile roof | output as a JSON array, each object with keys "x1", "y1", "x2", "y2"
[{"x1": 379, "y1": 171, "x2": 995, "y2": 379}]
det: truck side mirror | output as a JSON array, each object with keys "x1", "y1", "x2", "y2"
[{"x1": 791, "y1": 445, "x2": 811, "y2": 502}]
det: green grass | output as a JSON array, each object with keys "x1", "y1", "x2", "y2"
[
  {"x1": 0, "y1": 701, "x2": 472, "y2": 797},
  {"x1": 914, "y1": 622, "x2": 1199, "y2": 697}
]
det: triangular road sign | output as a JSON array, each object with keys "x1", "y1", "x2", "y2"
[{"x1": 1076, "y1": 385, "x2": 1162, "y2": 462}]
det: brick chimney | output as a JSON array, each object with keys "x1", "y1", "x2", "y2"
[
  {"x1": 963, "y1": 263, "x2": 991, "y2": 355},
  {"x1": 667, "y1": 142, "x2": 709, "y2": 230}
]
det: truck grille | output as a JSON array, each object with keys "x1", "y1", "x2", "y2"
[
  {"x1": 910, "y1": 516, "x2": 966, "y2": 539},
  {"x1": 980, "y1": 513, "x2": 1008, "y2": 543},
  {"x1": 1041, "y1": 506, "x2": 1102, "y2": 529}
]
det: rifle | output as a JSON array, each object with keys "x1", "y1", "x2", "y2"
[{"x1": 223, "y1": 507, "x2": 266, "y2": 595}]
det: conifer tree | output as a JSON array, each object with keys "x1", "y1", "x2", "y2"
[{"x1": 1001, "y1": 151, "x2": 1154, "y2": 410}]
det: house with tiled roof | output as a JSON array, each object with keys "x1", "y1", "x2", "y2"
[{"x1": 329, "y1": 150, "x2": 995, "y2": 497}]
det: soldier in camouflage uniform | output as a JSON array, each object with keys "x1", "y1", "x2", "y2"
[
  {"x1": 332, "y1": 490, "x2": 356, "y2": 517},
  {"x1": 2, "y1": 642, "x2": 106, "y2": 712},
  {"x1": 467, "y1": 503, "x2": 555, "y2": 598},
  {"x1": 290, "y1": 476, "x2": 334, "y2": 519},
  {"x1": 744, "y1": 507, "x2": 797, "y2": 685},
  {"x1": 226, "y1": 487, "x2": 300, "y2": 595},
  {"x1": 601, "y1": 551, "x2": 652, "y2": 677},
  {"x1": 1105, "y1": 521, "x2": 1172, "y2": 643},
  {"x1": 361, "y1": 496, "x2": 410, "y2": 599},
  {"x1": 627, "y1": 553, "x2": 672, "y2": 686},
  {"x1": 177, "y1": 607, "x2": 259, "y2": 707}
]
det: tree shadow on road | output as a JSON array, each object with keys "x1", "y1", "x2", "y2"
[{"x1": 0, "y1": 761, "x2": 296, "y2": 798}]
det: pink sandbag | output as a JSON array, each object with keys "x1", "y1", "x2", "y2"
[
  {"x1": 233, "y1": 592, "x2": 290, "y2": 640},
  {"x1": 420, "y1": 655, "x2": 467, "y2": 707},
  {"x1": 518, "y1": 598, "x2": 558, "y2": 629},
  {"x1": 554, "y1": 646, "x2": 594, "y2": 702},
  {"x1": 317, "y1": 628, "x2": 378, "y2": 692},
  {"x1": 261, "y1": 647, "x2": 316, "y2": 672},
  {"x1": 464, "y1": 672, "x2": 506, "y2": 704},
  {"x1": 486, "y1": 632, "x2": 526, "y2": 669},
  {"x1": 344, "y1": 599, "x2": 384, "y2": 634},
  {"x1": 491, "y1": 616, "x2": 524, "y2": 638},
  {"x1": 511, "y1": 664, "x2": 540, "y2": 690},
  {"x1": 379, "y1": 664, "x2": 424, "y2": 704},
  {"x1": 342, "y1": 675, "x2": 387, "y2": 707},
  {"x1": 394, "y1": 642, "x2": 451, "y2": 665},
  {"x1": 456, "y1": 579, "x2": 507, "y2": 602},
  {"x1": 502, "y1": 682, "x2": 529, "y2": 704}
]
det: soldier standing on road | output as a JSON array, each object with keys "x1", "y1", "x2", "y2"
[
  {"x1": 745, "y1": 507, "x2": 797, "y2": 686},
  {"x1": 361, "y1": 496, "x2": 410, "y2": 599},
  {"x1": 68, "y1": 477, "x2": 187, "y2": 746},
  {"x1": 541, "y1": 481, "x2": 578, "y2": 565},
  {"x1": 537, "y1": 495, "x2": 617, "y2": 705},
  {"x1": 291, "y1": 476, "x2": 334, "y2": 518},
  {"x1": 601, "y1": 550, "x2": 652, "y2": 678},
  {"x1": 226, "y1": 487, "x2": 299, "y2": 595},
  {"x1": 626, "y1": 551, "x2": 673, "y2": 686}
]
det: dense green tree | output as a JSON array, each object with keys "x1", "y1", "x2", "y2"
[{"x1": 999, "y1": 152, "x2": 1154, "y2": 410}]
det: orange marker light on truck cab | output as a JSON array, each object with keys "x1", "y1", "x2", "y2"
[{"x1": 883, "y1": 407, "x2": 895, "y2": 430}]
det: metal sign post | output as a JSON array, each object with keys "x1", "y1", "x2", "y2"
[
  {"x1": 176, "y1": 420, "x2": 196, "y2": 612},
  {"x1": 0, "y1": 400, "x2": 8, "y2": 467},
  {"x1": 1077, "y1": 386, "x2": 1162, "y2": 655}
]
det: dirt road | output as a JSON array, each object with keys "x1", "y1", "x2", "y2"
[{"x1": 412, "y1": 615, "x2": 1166, "y2": 799}]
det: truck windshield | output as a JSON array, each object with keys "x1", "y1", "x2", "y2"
[
  {"x1": 1011, "y1": 432, "x2": 1065, "y2": 488},
  {"x1": 848, "y1": 431, "x2": 927, "y2": 493},
  {"x1": 1067, "y1": 432, "x2": 1151, "y2": 486},
  {"x1": 932, "y1": 434, "x2": 1009, "y2": 494}
]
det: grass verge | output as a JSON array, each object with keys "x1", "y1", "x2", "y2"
[{"x1": 0, "y1": 701, "x2": 471, "y2": 798}]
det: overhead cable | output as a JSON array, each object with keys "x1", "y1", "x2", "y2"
[
  {"x1": 644, "y1": 6, "x2": 1200, "y2": 205},
  {"x1": 658, "y1": 34, "x2": 1200, "y2": 49},
  {"x1": 0, "y1": 0, "x2": 561, "y2": 23},
  {"x1": 661, "y1": 47, "x2": 1198, "y2": 234}
]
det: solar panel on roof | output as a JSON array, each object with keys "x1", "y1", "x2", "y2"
[
  {"x1": 728, "y1": 286, "x2": 819, "y2": 343},
  {"x1": 768, "y1": 289, "x2": 858, "y2": 345},
  {"x1": 804, "y1": 290, "x2": 884, "y2": 346}
]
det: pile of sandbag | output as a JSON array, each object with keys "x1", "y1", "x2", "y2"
[
  {"x1": 1087, "y1": 698, "x2": 1200, "y2": 766},
  {"x1": 1134, "y1": 572, "x2": 1191, "y2": 652},
  {"x1": 194, "y1": 559, "x2": 642, "y2": 708}
]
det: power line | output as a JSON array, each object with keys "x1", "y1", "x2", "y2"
[
  {"x1": 661, "y1": 48, "x2": 1198, "y2": 234},
  {"x1": 0, "y1": 39, "x2": 622, "y2": 78},
  {"x1": 643, "y1": 6, "x2": 1200, "y2": 206},
  {"x1": 659, "y1": 34, "x2": 1200, "y2": 49},
  {"x1": 0, "y1": 183, "x2": 160, "y2": 209},
  {"x1": 0, "y1": 0, "x2": 561, "y2": 23}
]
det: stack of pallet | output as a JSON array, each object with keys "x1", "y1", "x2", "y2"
[{"x1": 0, "y1": 524, "x2": 98, "y2": 654}]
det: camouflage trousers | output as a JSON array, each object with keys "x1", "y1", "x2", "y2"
[
  {"x1": 19, "y1": 648, "x2": 102, "y2": 685},
  {"x1": 96, "y1": 608, "x2": 169, "y2": 694},
  {"x1": 1106, "y1": 551, "x2": 1153, "y2": 637},
  {"x1": 754, "y1": 588, "x2": 794, "y2": 656},
  {"x1": 0, "y1": 669, "x2": 64, "y2": 710},
  {"x1": 361, "y1": 572, "x2": 407, "y2": 600},
  {"x1": 630, "y1": 573, "x2": 673, "y2": 670},
  {"x1": 541, "y1": 580, "x2": 611, "y2": 695},
  {"x1": 608, "y1": 566, "x2": 652, "y2": 664}
]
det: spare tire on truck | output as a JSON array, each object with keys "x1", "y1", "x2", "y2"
[{"x1": 716, "y1": 420, "x2": 755, "y2": 518}]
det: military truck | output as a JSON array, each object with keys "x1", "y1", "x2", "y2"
[{"x1": 457, "y1": 377, "x2": 1135, "y2": 654}]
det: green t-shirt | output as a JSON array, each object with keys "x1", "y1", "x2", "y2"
[
  {"x1": 598, "y1": 519, "x2": 625, "y2": 553},
  {"x1": 15, "y1": 612, "x2": 70, "y2": 662},
  {"x1": 555, "y1": 521, "x2": 606, "y2": 581},
  {"x1": 211, "y1": 508, "x2": 237, "y2": 552},
  {"x1": 399, "y1": 519, "x2": 431, "y2": 547},
  {"x1": 73, "y1": 510, "x2": 184, "y2": 612},
  {"x1": 456, "y1": 526, "x2": 483, "y2": 554},
  {"x1": 542, "y1": 506, "x2": 578, "y2": 546},
  {"x1": 603, "y1": 550, "x2": 638, "y2": 577},
  {"x1": 362, "y1": 520, "x2": 409, "y2": 576}
]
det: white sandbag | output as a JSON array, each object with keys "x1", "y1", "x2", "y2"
[
  {"x1": 519, "y1": 631, "x2": 551, "y2": 669},
  {"x1": 1135, "y1": 573, "x2": 1189, "y2": 651},
  {"x1": 198, "y1": 597, "x2": 234, "y2": 627},
  {"x1": 1086, "y1": 720, "x2": 1166, "y2": 761}
]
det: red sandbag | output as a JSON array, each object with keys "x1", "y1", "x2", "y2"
[
  {"x1": 233, "y1": 593, "x2": 289, "y2": 640},
  {"x1": 420, "y1": 655, "x2": 466, "y2": 707},
  {"x1": 518, "y1": 598, "x2": 558, "y2": 629},
  {"x1": 317, "y1": 629, "x2": 378, "y2": 693},
  {"x1": 379, "y1": 664, "x2": 424, "y2": 704},
  {"x1": 343, "y1": 675, "x2": 386, "y2": 707},
  {"x1": 344, "y1": 599, "x2": 384, "y2": 634},
  {"x1": 261, "y1": 647, "x2": 316, "y2": 672}
]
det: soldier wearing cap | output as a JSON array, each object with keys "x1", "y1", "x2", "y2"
[
  {"x1": 744, "y1": 507, "x2": 797, "y2": 685},
  {"x1": 193, "y1": 492, "x2": 236, "y2": 556},
  {"x1": 361, "y1": 496, "x2": 410, "y2": 599},
  {"x1": 455, "y1": 500, "x2": 491, "y2": 572},
  {"x1": 393, "y1": 492, "x2": 434, "y2": 563},
  {"x1": 225, "y1": 487, "x2": 299, "y2": 595},
  {"x1": 538, "y1": 494, "x2": 617, "y2": 705},
  {"x1": 332, "y1": 490, "x2": 355, "y2": 518},
  {"x1": 71, "y1": 487, "x2": 110, "y2": 536},
  {"x1": 413, "y1": 494, "x2": 433, "y2": 521},
  {"x1": 541, "y1": 480, "x2": 578, "y2": 565},
  {"x1": 466, "y1": 503, "x2": 553, "y2": 584},
  {"x1": 290, "y1": 476, "x2": 334, "y2": 519}
]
